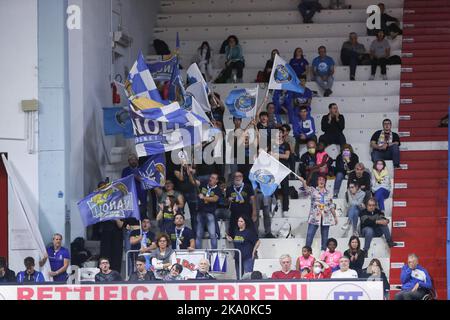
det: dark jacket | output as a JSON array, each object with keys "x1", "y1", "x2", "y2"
[
  {"x1": 0, "y1": 268, "x2": 16, "y2": 284},
  {"x1": 344, "y1": 249, "x2": 365, "y2": 273},
  {"x1": 321, "y1": 114, "x2": 345, "y2": 135},
  {"x1": 335, "y1": 153, "x2": 359, "y2": 175},
  {"x1": 298, "y1": 152, "x2": 316, "y2": 178},
  {"x1": 128, "y1": 270, "x2": 157, "y2": 282},
  {"x1": 347, "y1": 171, "x2": 371, "y2": 191},
  {"x1": 359, "y1": 208, "x2": 386, "y2": 229},
  {"x1": 195, "y1": 271, "x2": 216, "y2": 280}
]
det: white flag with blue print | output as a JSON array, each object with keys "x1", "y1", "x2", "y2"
[
  {"x1": 249, "y1": 150, "x2": 292, "y2": 197},
  {"x1": 128, "y1": 52, "x2": 165, "y2": 103},
  {"x1": 268, "y1": 54, "x2": 304, "y2": 94},
  {"x1": 187, "y1": 63, "x2": 210, "y2": 94},
  {"x1": 186, "y1": 81, "x2": 211, "y2": 113},
  {"x1": 225, "y1": 87, "x2": 258, "y2": 119}
]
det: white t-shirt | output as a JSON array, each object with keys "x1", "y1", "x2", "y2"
[{"x1": 331, "y1": 269, "x2": 358, "y2": 279}]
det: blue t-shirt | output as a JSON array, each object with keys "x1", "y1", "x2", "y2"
[
  {"x1": 17, "y1": 271, "x2": 45, "y2": 283},
  {"x1": 233, "y1": 229, "x2": 258, "y2": 261},
  {"x1": 289, "y1": 57, "x2": 309, "y2": 78},
  {"x1": 168, "y1": 225, "x2": 195, "y2": 250},
  {"x1": 312, "y1": 56, "x2": 335, "y2": 76},
  {"x1": 198, "y1": 183, "x2": 222, "y2": 214},
  {"x1": 47, "y1": 246, "x2": 70, "y2": 282}
]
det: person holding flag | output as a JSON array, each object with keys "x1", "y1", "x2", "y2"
[{"x1": 298, "y1": 174, "x2": 338, "y2": 252}]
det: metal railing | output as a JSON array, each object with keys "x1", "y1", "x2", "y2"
[{"x1": 125, "y1": 248, "x2": 242, "y2": 281}]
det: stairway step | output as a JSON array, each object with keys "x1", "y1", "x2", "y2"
[
  {"x1": 395, "y1": 169, "x2": 447, "y2": 179},
  {"x1": 404, "y1": 20, "x2": 450, "y2": 28},
  {"x1": 400, "y1": 95, "x2": 450, "y2": 103},
  {"x1": 392, "y1": 226, "x2": 447, "y2": 238},
  {"x1": 401, "y1": 87, "x2": 450, "y2": 95},
  {"x1": 400, "y1": 103, "x2": 449, "y2": 112},
  {"x1": 392, "y1": 217, "x2": 446, "y2": 228},
  {"x1": 400, "y1": 159, "x2": 448, "y2": 170},
  {"x1": 404, "y1": 7, "x2": 450, "y2": 14},
  {"x1": 399, "y1": 111, "x2": 449, "y2": 120},
  {"x1": 404, "y1": 28, "x2": 450, "y2": 36},
  {"x1": 400, "y1": 135, "x2": 448, "y2": 142},
  {"x1": 404, "y1": 13, "x2": 450, "y2": 22},
  {"x1": 394, "y1": 189, "x2": 447, "y2": 198},
  {"x1": 402, "y1": 65, "x2": 450, "y2": 73},
  {"x1": 399, "y1": 127, "x2": 447, "y2": 136},
  {"x1": 393, "y1": 198, "x2": 445, "y2": 207},
  {"x1": 403, "y1": 48, "x2": 450, "y2": 57},
  {"x1": 403, "y1": 42, "x2": 450, "y2": 51},
  {"x1": 399, "y1": 119, "x2": 441, "y2": 128},
  {"x1": 403, "y1": 35, "x2": 450, "y2": 43},
  {"x1": 402, "y1": 56, "x2": 450, "y2": 65},
  {"x1": 402, "y1": 73, "x2": 450, "y2": 81},
  {"x1": 405, "y1": 0, "x2": 450, "y2": 8},
  {"x1": 395, "y1": 178, "x2": 447, "y2": 188},
  {"x1": 401, "y1": 150, "x2": 448, "y2": 160},
  {"x1": 401, "y1": 80, "x2": 450, "y2": 88},
  {"x1": 393, "y1": 206, "x2": 447, "y2": 218}
]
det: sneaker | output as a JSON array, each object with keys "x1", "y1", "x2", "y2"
[
  {"x1": 382, "y1": 74, "x2": 388, "y2": 81},
  {"x1": 323, "y1": 89, "x2": 330, "y2": 97},
  {"x1": 282, "y1": 211, "x2": 288, "y2": 218},
  {"x1": 353, "y1": 231, "x2": 359, "y2": 237},
  {"x1": 369, "y1": 75, "x2": 375, "y2": 80},
  {"x1": 350, "y1": 75, "x2": 355, "y2": 81},
  {"x1": 363, "y1": 250, "x2": 368, "y2": 258},
  {"x1": 265, "y1": 232, "x2": 276, "y2": 238},
  {"x1": 388, "y1": 241, "x2": 397, "y2": 248}
]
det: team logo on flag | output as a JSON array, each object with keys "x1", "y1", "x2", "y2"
[
  {"x1": 141, "y1": 161, "x2": 166, "y2": 188},
  {"x1": 274, "y1": 64, "x2": 292, "y2": 83},
  {"x1": 235, "y1": 93, "x2": 256, "y2": 114},
  {"x1": 253, "y1": 169, "x2": 275, "y2": 185},
  {"x1": 87, "y1": 182, "x2": 132, "y2": 219},
  {"x1": 181, "y1": 92, "x2": 195, "y2": 111}
]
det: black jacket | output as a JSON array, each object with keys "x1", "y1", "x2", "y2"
[
  {"x1": 298, "y1": 152, "x2": 316, "y2": 178},
  {"x1": 335, "y1": 153, "x2": 359, "y2": 174},
  {"x1": 321, "y1": 114, "x2": 345, "y2": 135},
  {"x1": 360, "y1": 208, "x2": 386, "y2": 229},
  {"x1": 347, "y1": 171, "x2": 371, "y2": 191},
  {"x1": 0, "y1": 268, "x2": 16, "y2": 284},
  {"x1": 195, "y1": 271, "x2": 216, "y2": 280},
  {"x1": 344, "y1": 249, "x2": 365, "y2": 273},
  {"x1": 128, "y1": 270, "x2": 157, "y2": 282}
]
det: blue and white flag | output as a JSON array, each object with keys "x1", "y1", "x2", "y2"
[
  {"x1": 139, "y1": 154, "x2": 166, "y2": 190},
  {"x1": 186, "y1": 81, "x2": 211, "y2": 112},
  {"x1": 268, "y1": 54, "x2": 304, "y2": 94},
  {"x1": 210, "y1": 252, "x2": 227, "y2": 273},
  {"x1": 249, "y1": 150, "x2": 292, "y2": 197},
  {"x1": 128, "y1": 53, "x2": 165, "y2": 103},
  {"x1": 103, "y1": 106, "x2": 134, "y2": 138},
  {"x1": 129, "y1": 101, "x2": 210, "y2": 156},
  {"x1": 186, "y1": 63, "x2": 209, "y2": 93},
  {"x1": 225, "y1": 87, "x2": 258, "y2": 119},
  {"x1": 147, "y1": 55, "x2": 178, "y2": 82},
  {"x1": 77, "y1": 175, "x2": 140, "y2": 227}
]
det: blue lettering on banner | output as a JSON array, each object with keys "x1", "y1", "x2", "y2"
[{"x1": 333, "y1": 291, "x2": 364, "y2": 300}]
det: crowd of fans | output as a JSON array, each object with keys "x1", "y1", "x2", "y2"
[{"x1": 0, "y1": 1, "x2": 435, "y2": 301}]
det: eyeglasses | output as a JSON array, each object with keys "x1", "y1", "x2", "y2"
[{"x1": 159, "y1": 239, "x2": 167, "y2": 243}]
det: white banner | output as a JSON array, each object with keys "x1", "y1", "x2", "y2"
[
  {"x1": 175, "y1": 251, "x2": 207, "y2": 279},
  {"x1": 0, "y1": 281, "x2": 383, "y2": 300}
]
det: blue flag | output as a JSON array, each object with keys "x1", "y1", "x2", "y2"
[
  {"x1": 225, "y1": 87, "x2": 258, "y2": 119},
  {"x1": 268, "y1": 54, "x2": 304, "y2": 94},
  {"x1": 77, "y1": 175, "x2": 140, "y2": 227},
  {"x1": 147, "y1": 56, "x2": 178, "y2": 82},
  {"x1": 139, "y1": 154, "x2": 166, "y2": 190},
  {"x1": 103, "y1": 107, "x2": 134, "y2": 138}
]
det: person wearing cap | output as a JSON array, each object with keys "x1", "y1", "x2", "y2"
[
  {"x1": 128, "y1": 256, "x2": 157, "y2": 282},
  {"x1": 331, "y1": 256, "x2": 359, "y2": 279},
  {"x1": 0, "y1": 257, "x2": 16, "y2": 284},
  {"x1": 17, "y1": 257, "x2": 45, "y2": 283},
  {"x1": 304, "y1": 260, "x2": 332, "y2": 279},
  {"x1": 39, "y1": 233, "x2": 70, "y2": 282},
  {"x1": 121, "y1": 153, "x2": 148, "y2": 219},
  {"x1": 271, "y1": 254, "x2": 302, "y2": 280},
  {"x1": 163, "y1": 263, "x2": 184, "y2": 281},
  {"x1": 195, "y1": 259, "x2": 216, "y2": 280}
]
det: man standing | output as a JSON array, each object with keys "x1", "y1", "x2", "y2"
[
  {"x1": 129, "y1": 218, "x2": 156, "y2": 272},
  {"x1": 312, "y1": 46, "x2": 335, "y2": 97},
  {"x1": 168, "y1": 213, "x2": 196, "y2": 251},
  {"x1": 226, "y1": 171, "x2": 257, "y2": 237},
  {"x1": 319, "y1": 103, "x2": 346, "y2": 147},
  {"x1": 395, "y1": 254, "x2": 433, "y2": 300},
  {"x1": 271, "y1": 254, "x2": 302, "y2": 279},
  {"x1": 40, "y1": 233, "x2": 70, "y2": 282},
  {"x1": 370, "y1": 118, "x2": 401, "y2": 168},
  {"x1": 194, "y1": 173, "x2": 222, "y2": 249},
  {"x1": 17, "y1": 257, "x2": 45, "y2": 283}
]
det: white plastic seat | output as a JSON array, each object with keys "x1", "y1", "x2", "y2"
[{"x1": 78, "y1": 267, "x2": 100, "y2": 283}]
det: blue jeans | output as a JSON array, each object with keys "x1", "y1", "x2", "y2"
[
  {"x1": 235, "y1": 257, "x2": 254, "y2": 279},
  {"x1": 362, "y1": 225, "x2": 392, "y2": 252},
  {"x1": 306, "y1": 223, "x2": 330, "y2": 251},
  {"x1": 333, "y1": 172, "x2": 345, "y2": 195},
  {"x1": 374, "y1": 188, "x2": 390, "y2": 212},
  {"x1": 315, "y1": 75, "x2": 334, "y2": 91},
  {"x1": 347, "y1": 205, "x2": 361, "y2": 233},
  {"x1": 371, "y1": 144, "x2": 400, "y2": 167},
  {"x1": 196, "y1": 212, "x2": 218, "y2": 249}
]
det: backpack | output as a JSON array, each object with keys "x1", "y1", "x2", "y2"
[
  {"x1": 277, "y1": 222, "x2": 294, "y2": 238},
  {"x1": 153, "y1": 39, "x2": 171, "y2": 55}
]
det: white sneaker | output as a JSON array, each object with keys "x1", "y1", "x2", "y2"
[
  {"x1": 369, "y1": 75, "x2": 375, "y2": 80},
  {"x1": 382, "y1": 74, "x2": 388, "y2": 81},
  {"x1": 282, "y1": 211, "x2": 288, "y2": 218},
  {"x1": 341, "y1": 221, "x2": 351, "y2": 231}
]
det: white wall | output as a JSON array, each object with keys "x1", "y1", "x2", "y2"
[
  {"x1": 68, "y1": 0, "x2": 160, "y2": 240},
  {"x1": 0, "y1": 0, "x2": 40, "y2": 273}
]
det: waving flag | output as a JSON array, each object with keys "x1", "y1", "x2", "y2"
[
  {"x1": 268, "y1": 54, "x2": 304, "y2": 94},
  {"x1": 225, "y1": 87, "x2": 258, "y2": 119},
  {"x1": 186, "y1": 81, "x2": 211, "y2": 112},
  {"x1": 77, "y1": 175, "x2": 140, "y2": 227},
  {"x1": 103, "y1": 106, "x2": 134, "y2": 138},
  {"x1": 139, "y1": 154, "x2": 166, "y2": 190},
  {"x1": 186, "y1": 63, "x2": 208, "y2": 90},
  {"x1": 147, "y1": 55, "x2": 178, "y2": 82},
  {"x1": 128, "y1": 53, "x2": 165, "y2": 103},
  {"x1": 249, "y1": 150, "x2": 292, "y2": 197}
]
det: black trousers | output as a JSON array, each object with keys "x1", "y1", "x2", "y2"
[
  {"x1": 222, "y1": 61, "x2": 244, "y2": 80},
  {"x1": 319, "y1": 132, "x2": 347, "y2": 147},
  {"x1": 100, "y1": 229, "x2": 123, "y2": 273},
  {"x1": 371, "y1": 57, "x2": 388, "y2": 75}
]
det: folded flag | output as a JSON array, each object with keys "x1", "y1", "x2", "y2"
[
  {"x1": 103, "y1": 106, "x2": 134, "y2": 138},
  {"x1": 249, "y1": 150, "x2": 292, "y2": 197},
  {"x1": 225, "y1": 87, "x2": 258, "y2": 119},
  {"x1": 77, "y1": 175, "x2": 140, "y2": 227},
  {"x1": 268, "y1": 54, "x2": 304, "y2": 94},
  {"x1": 139, "y1": 153, "x2": 166, "y2": 190},
  {"x1": 128, "y1": 52, "x2": 165, "y2": 103}
]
